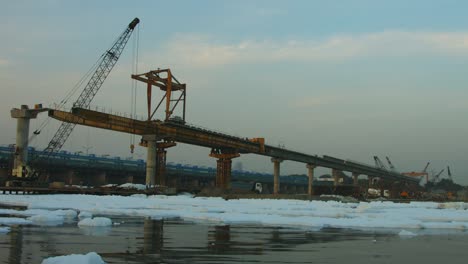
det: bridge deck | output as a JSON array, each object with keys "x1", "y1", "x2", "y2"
[{"x1": 48, "y1": 108, "x2": 419, "y2": 183}]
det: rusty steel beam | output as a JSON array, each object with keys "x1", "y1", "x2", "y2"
[
  {"x1": 48, "y1": 108, "x2": 264, "y2": 154},
  {"x1": 49, "y1": 108, "x2": 419, "y2": 184}
]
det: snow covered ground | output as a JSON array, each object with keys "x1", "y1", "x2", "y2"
[{"x1": 1, "y1": 194, "x2": 468, "y2": 235}]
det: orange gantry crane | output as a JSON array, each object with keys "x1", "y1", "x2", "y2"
[{"x1": 402, "y1": 162, "x2": 430, "y2": 182}]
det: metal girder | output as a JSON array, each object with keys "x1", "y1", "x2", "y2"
[
  {"x1": 131, "y1": 69, "x2": 186, "y2": 121},
  {"x1": 48, "y1": 107, "x2": 419, "y2": 184},
  {"x1": 49, "y1": 108, "x2": 264, "y2": 153}
]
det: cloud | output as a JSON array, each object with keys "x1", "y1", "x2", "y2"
[
  {"x1": 153, "y1": 31, "x2": 468, "y2": 67},
  {"x1": 0, "y1": 58, "x2": 8, "y2": 66}
]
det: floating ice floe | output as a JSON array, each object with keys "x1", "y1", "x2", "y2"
[
  {"x1": 1, "y1": 194, "x2": 468, "y2": 234},
  {"x1": 399, "y1": 229, "x2": 417, "y2": 237},
  {"x1": 78, "y1": 217, "x2": 112, "y2": 227},
  {"x1": 27, "y1": 209, "x2": 77, "y2": 226},
  {"x1": 0, "y1": 217, "x2": 32, "y2": 226},
  {"x1": 78, "y1": 211, "x2": 93, "y2": 219},
  {"x1": 41, "y1": 252, "x2": 105, "y2": 264},
  {"x1": 0, "y1": 227, "x2": 11, "y2": 234},
  {"x1": 28, "y1": 214, "x2": 65, "y2": 226}
]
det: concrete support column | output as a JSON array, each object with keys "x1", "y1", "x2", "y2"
[
  {"x1": 10, "y1": 105, "x2": 47, "y2": 178},
  {"x1": 352, "y1": 172, "x2": 360, "y2": 186},
  {"x1": 332, "y1": 169, "x2": 339, "y2": 186},
  {"x1": 146, "y1": 138, "x2": 157, "y2": 186},
  {"x1": 126, "y1": 175, "x2": 134, "y2": 183},
  {"x1": 14, "y1": 117, "x2": 30, "y2": 171},
  {"x1": 209, "y1": 148, "x2": 239, "y2": 190},
  {"x1": 156, "y1": 149, "x2": 167, "y2": 186},
  {"x1": 271, "y1": 158, "x2": 283, "y2": 195},
  {"x1": 306, "y1": 164, "x2": 316, "y2": 196},
  {"x1": 66, "y1": 170, "x2": 74, "y2": 185},
  {"x1": 216, "y1": 158, "x2": 232, "y2": 189}
]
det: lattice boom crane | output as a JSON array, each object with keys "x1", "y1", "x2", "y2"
[{"x1": 41, "y1": 18, "x2": 140, "y2": 159}]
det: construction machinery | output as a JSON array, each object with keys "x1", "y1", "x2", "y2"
[
  {"x1": 402, "y1": 162, "x2": 430, "y2": 183},
  {"x1": 432, "y1": 169, "x2": 445, "y2": 183},
  {"x1": 373, "y1": 156, "x2": 388, "y2": 171},
  {"x1": 447, "y1": 166, "x2": 453, "y2": 182},
  {"x1": 385, "y1": 156, "x2": 396, "y2": 171},
  {"x1": 9, "y1": 18, "x2": 140, "y2": 184}
]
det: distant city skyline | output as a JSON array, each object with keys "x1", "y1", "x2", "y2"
[{"x1": 1, "y1": 1, "x2": 467, "y2": 184}]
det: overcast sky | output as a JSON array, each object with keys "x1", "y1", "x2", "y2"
[{"x1": 1, "y1": 0, "x2": 467, "y2": 184}]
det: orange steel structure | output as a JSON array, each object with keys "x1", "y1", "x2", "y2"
[
  {"x1": 47, "y1": 68, "x2": 421, "y2": 191},
  {"x1": 131, "y1": 69, "x2": 186, "y2": 121}
]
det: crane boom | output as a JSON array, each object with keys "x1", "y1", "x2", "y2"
[
  {"x1": 447, "y1": 166, "x2": 453, "y2": 181},
  {"x1": 433, "y1": 169, "x2": 445, "y2": 182},
  {"x1": 385, "y1": 156, "x2": 396, "y2": 171},
  {"x1": 373, "y1": 156, "x2": 388, "y2": 171},
  {"x1": 41, "y1": 18, "x2": 140, "y2": 159},
  {"x1": 422, "y1": 162, "x2": 430, "y2": 173}
]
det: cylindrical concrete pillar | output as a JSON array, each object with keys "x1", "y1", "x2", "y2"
[
  {"x1": 306, "y1": 164, "x2": 315, "y2": 196},
  {"x1": 332, "y1": 169, "x2": 339, "y2": 186},
  {"x1": 146, "y1": 140, "x2": 157, "y2": 186},
  {"x1": 271, "y1": 158, "x2": 282, "y2": 195},
  {"x1": 156, "y1": 149, "x2": 167, "y2": 186},
  {"x1": 352, "y1": 172, "x2": 359, "y2": 185},
  {"x1": 14, "y1": 118, "x2": 30, "y2": 171}
]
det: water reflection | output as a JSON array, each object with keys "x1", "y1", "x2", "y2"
[
  {"x1": 8, "y1": 226, "x2": 22, "y2": 264},
  {"x1": 1, "y1": 217, "x2": 464, "y2": 264},
  {"x1": 143, "y1": 219, "x2": 163, "y2": 254},
  {"x1": 208, "y1": 225, "x2": 230, "y2": 253}
]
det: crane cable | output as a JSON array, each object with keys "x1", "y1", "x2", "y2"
[
  {"x1": 28, "y1": 53, "x2": 105, "y2": 145},
  {"x1": 29, "y1": 27, "x2": 129, "y2": 145},
  {"x1": 130, "y1": 24, "x2": 140, "y2": 154}
]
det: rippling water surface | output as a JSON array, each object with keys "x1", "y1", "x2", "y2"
[{"x1": 1, "y1": 216, "x2": 468, "y2": 263}]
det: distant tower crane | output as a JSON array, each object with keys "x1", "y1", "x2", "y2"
[
  {"x1": 422, "y1": 162, "x2": 430, "y2": 173},
  {"x1": 14, "y1": 18, "x2": 140, "y2": 180},
  {"x1": 373, "y1": 156, "x2": 388, "y2": 171},
  {"x1": 385, "y1": 156, "x2": 396, "y2": 171},
  {"x1": 447, "y1": 166, "x2": 453, "y2": 182},
  {"x1": 402, "y1": 162, "x2": 431, "y2": 183},
  {"x1": 433, "y1": 169, "x2": 445, "y2": 183}
]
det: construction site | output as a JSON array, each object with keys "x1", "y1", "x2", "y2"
[{"x1": 0, "y1": 17, "x2": 465, "y2": 202}]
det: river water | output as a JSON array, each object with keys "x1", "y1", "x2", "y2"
[{"x1": 1, "y1": 216, "x2": 468, "y2": 263}]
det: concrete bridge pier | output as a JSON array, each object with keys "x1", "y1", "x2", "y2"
[
  {"x1": 352, "y1": 172, "x2": 360, "y2": 186},
  {"x1": 92, "y1": 171, "x2": 107, "y2": 186},
  {"x1": 209, "y1": 148, "x2": 240, "y2": 189},
  {"x1": 144, "y1": 135, "x2": 157, "y2": 186},
  {"x1": 155, "y1": 142, "x2": 176, "y2": 186},
  {"x1": 332, "y1": 169, "x2": 340, "y2": 186},
  {"x1": 306, "y1": 164, "x2": 316, "y2": 196},
  {"x1": 10, "y1": 105, "x2": 47, "y2": 177},
  {"x1": 271, "y1": 158, "x2": 283, "y2": 195},
  {"x1": 216, "y1": 159, "x2": 232, "y2": 188}
]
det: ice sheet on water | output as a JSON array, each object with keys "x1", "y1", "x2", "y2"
[
  {"x1": 1, "y1": 194, "x2": 468, "y2": 234},
  {"x1": 28, "y1": 214, "x2": 64, "y2": 226},
  {"x1": 0, "y1": 226, "x2": 10, "y2": 234},
  {"x1": 399, "y1": 229, "x2": 417, "y2": 237},
  {"x1": 78, "y1": 211, "x2": 93, "y2": 219},
  {"x1": 78, "y1": 217, "x2": 112, "y2": 227},
  {"x1": 0, "y1": 217, "x2": 32, "y2": 226},
  {"x1": 41, "y1": 252, "x2": 105, "y2": 264}
]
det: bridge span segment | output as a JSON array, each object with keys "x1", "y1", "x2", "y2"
[{"x1": 48, "y1": 107, "x2": 420, "y2": 194}]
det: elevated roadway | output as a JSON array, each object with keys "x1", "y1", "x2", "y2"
[{"x1": 48, "y1": 107, "x2": 420, "y2": 194}]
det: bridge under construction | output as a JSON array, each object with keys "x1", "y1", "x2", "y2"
[
  {"x1": 5, "y1": 18, "x2": 421, "y2": 195},
  {"x1": 44, "y1": 67, "x2": 420, "y2": 195}
]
